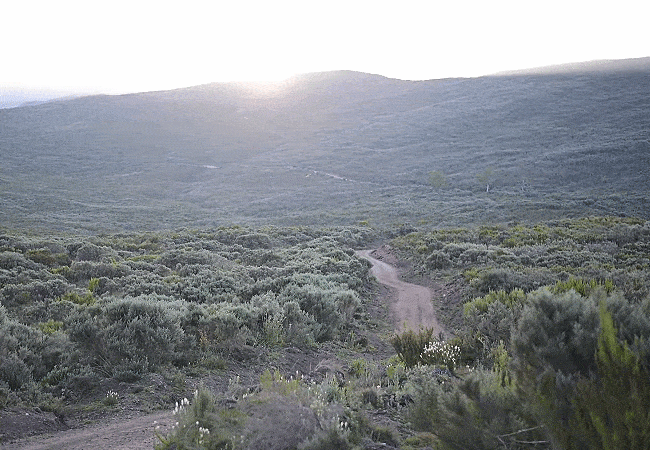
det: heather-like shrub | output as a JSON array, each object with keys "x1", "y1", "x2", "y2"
[
  {"x1": 172, "y1": 269, "x2": 242, "y2": 304},
  {"x1": 0, "y1": 304, "x2": 72, "y2": 389},
  {"x1": 234, "y1": 232, "x2": 272, "y2": 249},
  {"x1": 426, "y1": 251, "x2": 451, "y2": 270},
  {"x1": 67, "y1": 295, "x2": 190, "y2": 376},
  {"x1": 1, "y1": 278, "x2": 73, "y2": 306},
  {"x1": 159, "y1": 249, "x2": 215, "y2": 268},
  {"x1": 512, "y1": 288, "x2": 600, "y2": 378},
  {"x1": 66, "y1": 261, "x2": 130, "y2": 282},
  {"x1": 462, "y1": 300, "x2": 521, "y2": 364},
  {"x1": 155, "y1": 388, "x2": 239, "y2": 450},
  {"x1": 470, "y1": 268, "x2": 555, "y2": 295},
  {"x1": 280, "y1": 279, "x2": 359, "y2": 342},
  {"x1": 464, "y1": 288, "x2": 526, "y2": 315},
  {"x1": 0, "y1": 354, "x2": 32, "y2": 390},
  {"x1": 75, "y1": 243, "x2": 104, "y2": 261},
  {"x1": 0, "y1": 251, "x2": 40, "y2": 270},
  {"x1": 511, "y1": 289, "x2": 650, "y2": 449},
  {"x1": 571, "y1": 304, "x2": 650, "y2": 450},
  {"x1": 406, "y1": 367, "x2": 544, "y2": 450},
  {"x1": 551, "y1": 276, "x2": 615, "y2": 296},
  {"x1": 25, "y1": 248, "x2": 71, "y2": 267},
  {"x1": 390, "y1": 328, "x2": 434, "y2": 368}
]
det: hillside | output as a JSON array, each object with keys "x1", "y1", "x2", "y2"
[
  {"x1": 2, "y1": 59, "x2": 650, "y2": 450},
  {"x1": 2, "y1": 58, "x2": 649, "y2": 232}
]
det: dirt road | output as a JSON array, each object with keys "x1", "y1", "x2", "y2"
[
  {"x1": 357, "y1": 249, "x2": 444, "y2": 336},
  {"x1": 1, "y1": 410, "x2": 174, "y2": 450}
]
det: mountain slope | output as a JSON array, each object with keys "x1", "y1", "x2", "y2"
[{"x1": 1, "y1": 60, "x2": 649, "y2": 232}]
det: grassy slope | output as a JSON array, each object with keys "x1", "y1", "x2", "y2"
[{"x1": 1, "y1": 61, "x2": 649, "y2": 233}]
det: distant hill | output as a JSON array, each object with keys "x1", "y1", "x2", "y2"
[
  {"x1": 1, "y1": 59, "x2": 649, "y2": 232},
  {"x1": 0, "y1": 88, "x2": 84, "y2": 109},
  {"x1": 495, "y1": 56, "x2": 650, "y2": 75}
]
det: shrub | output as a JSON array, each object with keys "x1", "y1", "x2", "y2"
[
  {"x1": 0, "y1": 354, "x2": 32, "y2": 390},
  {"x1": 37, "y1": 319, "x2": 64, "y2": 334},
  {"x1": 159, "y1": 249, "x2": 214, "y2": 269},
  {"x1": 67, "y1": 295, "x2": 190, "y2": 376},
  {"x1": 0, "y1": 251, "x2": 40, "y2": 270},
  {"x1": 234, "y1": 233, "x2": 272, "y2": 249},
  {"x1": 425, "y1": 251, "x2": 452, "y2": 270},
  {"x1": 1, "y1": 279, "x2": 73, "y2": 306},
  {"x1": 155, "y1": 388, "x2": 238, "y2": 450},
  {"x1": 75, "y1": 243, "x2": 112, "y2": 262},
  {"x1": 511, "y1": 289, "x2": 650, "y2": 449},
  {"x1": 103, "y1": 389, "x2": 119, "y2": 406},
  {"x1": 280, "y1": 282, "x2": 351, "y2": 342},
  {"x1": 406, "y1": 368, "x2": 545, "y2": 450},
  {"x1": 512, "y1": 288, "x2": 600, "y2": 378},
  {"x1": 551, "y1": 277, "x2": 615, "y2": 297},
  {"x1": 464, "y1": 288, "x2": 526, "y2": 315},
  {"x1": 0, "y1": 305, "x2": 72, "y2": 390},
  {"x1": 57, "y1": 290, "x2": 95, "y2": 306},
  {"x1": 390, "y1": 328, "x2": 434, "y2": 368},
  {"x1": 470, "y1": 268, "x2": 554, "y2": 294},
  {"x1": 420, "y1": 339, "x2": 461, "y2": 370},
  {"x1": 67, "y1": 261, "x2": 129, "y2": 282},
  {"x1": 571, "y1": 303, "x2": 650, "y2": 450}
]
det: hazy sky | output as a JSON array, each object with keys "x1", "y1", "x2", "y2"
[{"x1": 3, "y1": 0, "x2": 648, "y2": 94}]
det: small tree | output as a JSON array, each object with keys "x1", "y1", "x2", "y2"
[
  {"x1": 428, "y1": 170, "x2": 449, "y2": 189},
  {"x1": 477, "y1": 168, "x2": 496, "y2": 192}
]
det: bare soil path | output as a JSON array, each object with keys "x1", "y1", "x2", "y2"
[
  {"x1": 1, "y1": 410, "x2": 174, "y2": 450},
  {"x1": 357, "y1": 248, "x2": 444, "y2": 336}
]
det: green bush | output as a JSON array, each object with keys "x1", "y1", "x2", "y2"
[
  {"x1": 0, "y1": 304, "x2": 72, "y2": 390},
  {"x1": 571, "y1": 303, "x2": 650, "y2": 450},
  {"x1": 406, "y1": 368, "x2": 544, "y2": 450},
  {"x1": 67, "y1": 295, "x2": 190, "y2": 376},
  {"x1": 391, "y1": 328, "x2": 434, "y2": 368},
  {"x1": 470, "y1": 268, "x2": 554, "y2": 295},
  {"x1": 551, "y1": 277, "x2": 615, "y2": 296},
  {"x1": 57, "y1": 290, "x2": 95, "y2": 306},
  {"x1": 464, "y1": 288, "x2": 526, "y2": 315},
  {"x1": 512, "y1": 289, "x2": 600, "y2": 378},
  {"x1": 37, "y1": 319, "x2": 64, "y2": 334},
  {"x1": 511, "y1": 289, "x2": 650, "y2": 449},
  {"x1": 156, "y1": 388, "x2": 238, "y2": 450}
]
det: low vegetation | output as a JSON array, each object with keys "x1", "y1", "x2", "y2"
[
  {"x1": 2, "y1": 216, "x2": 650, "y2": 449},
  {"x1": 389, "y1": 216, "x2": 650, "y2": 449}
]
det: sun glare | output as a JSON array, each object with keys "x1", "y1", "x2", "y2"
[{"x1": 1, "y1": 0, "x2": 648, "y2": 94}]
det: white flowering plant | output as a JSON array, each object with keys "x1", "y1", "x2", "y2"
[
  {"x1": 421, "y1": 340, "x2": 461, "y2": 370},
  {"x1": 103, "y1": 390, "x2": 119, "y2": 406},
  {"x1": 155, "y1": 388, "x2": 238, "y2": 450}
]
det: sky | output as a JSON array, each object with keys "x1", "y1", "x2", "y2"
[{"x1": 2, "y1": 0, "x2": 649, "y2": 95}]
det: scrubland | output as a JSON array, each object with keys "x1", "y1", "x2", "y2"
[{"x1": 1, "y1": 217, "x2": 649, "y2": 449}]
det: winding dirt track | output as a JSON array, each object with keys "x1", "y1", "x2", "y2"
[{"x1": 357, "y1": 250, "x2": 444, "y2": 336}]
